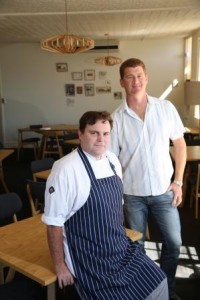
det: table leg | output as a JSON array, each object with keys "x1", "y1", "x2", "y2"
[
  {"x1": 0, "y1": 263, "x2": 4, "y2": 284},
  {"x1": 47, "y1": 282, "x2": 56, "y2": 300},
  {"x1": 0, "y1": 162, "x2": 9, "y2": 192}
]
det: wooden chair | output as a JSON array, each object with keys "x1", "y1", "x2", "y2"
[
  {"x1": 0, "y1": 193, "x2": 22, "y2": 284},
  {"x1": 26, "y1": 180, "x2": 46, "y2": 216},
  {"x1": 190, "y1": 163, "x2": 200, "y2": 219},
  {"x1": 30, "y1": 157, "x2": 54, "y2": 181},
  {"x1": 17, "y1": 128, "x2": 40, "y2": 160},
  {"x1": 60, "y1": 132, "x2": 79, "y2": 155},
  {"x1": 40, "y1": 129, "x2": 64, "y2": 158}
]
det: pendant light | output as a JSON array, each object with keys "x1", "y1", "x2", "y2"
[
  {"x1": 41, "y1": 0, "x2": 94, "y2": 54},
  {"x1": 94, "y1": 34, "x2": 122, "y2": 66}
]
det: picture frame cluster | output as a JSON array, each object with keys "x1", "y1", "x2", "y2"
[{"x1": 56, "y1": 63, "x2": 122, "y2": 99}]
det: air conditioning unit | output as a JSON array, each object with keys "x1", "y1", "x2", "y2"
[{"x1": 90, "y1": 39, "x2": 119, "y2": 52}]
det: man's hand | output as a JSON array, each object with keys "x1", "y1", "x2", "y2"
[
  {"x1": 46, "y1": 226, "x2": 74, "y2": 289},
  {"x1": 56, "y1": 263, "x2": 74, "y2": 289},
  {"x1": 168, "y1": 182, "x2": 182, "y2": 207}
]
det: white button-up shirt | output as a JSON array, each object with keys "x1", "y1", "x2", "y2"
[{"x1": 109, "y1": 96, "x2": 185, "y2": 196}]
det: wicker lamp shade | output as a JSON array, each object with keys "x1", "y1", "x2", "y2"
[
  {"x1": 94, "y1": 33, "x2": 122, "y2": 66},
  {"x1": 41, "y1": 34, "x2": 95, "y2": 54},
  {"x1": 94, "y1": 56, "x2": 122, "y2": 66}
]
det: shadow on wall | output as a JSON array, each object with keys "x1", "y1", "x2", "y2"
[{"x1": 4, "y1": 99, "x2": 47, "y2": 147}]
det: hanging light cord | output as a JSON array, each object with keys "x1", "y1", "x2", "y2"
[
  {"x1": 64, "y1": 0, "x2": 68, "y2": 36},
  {"x1": 105, "y1": 33, "x2": 110, "y2": 56}
]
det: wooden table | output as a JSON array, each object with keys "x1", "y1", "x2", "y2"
[
  {"x1": 0, "y1": 215, "x2": 142, "y2": 300},
  {"x1": 170, "y1": 145, "x2": 200, "y2": 162},
  {"x1": 185, "y1": 127, "x2": 199, "y2": 136},
  {"x1": 33, "y1": 169, "x2": 51, "y2": 181},
  {"x1": 18, "y1": 124, "x2": 78, "y2": 136},
  {"x1": 18, "y1": 125, "x2": 78, "y2": 159},
  {"x1": 0, "y1": 149, "x2": 15, "y2": 192},
  {"x1": 0, "y1": 214, "x2": 56, "y2": 300},
  {"x1": 170, "y1": 145, "x2": 200, "y2": 206},
  {"x1": 64, "y1": 138, "x2": 80, "y2": 147},
  {"x1": 64, "y1": 138, "x2": 80, "y2": 145},
  {"x1": 125, "y1": 228, "x2": 142, "y2": 241},
  {"x1": 39, "y1": 125, "x2": 78, "y2": 158}
]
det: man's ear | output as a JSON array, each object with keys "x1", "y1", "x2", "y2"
[
  {"x1": 145, "y1": 74, "x2": 148, "y2": 84},
  {"x1": 78, "y1": 130, "x2": 82, "y2": 140},
  {"x1": 120, "y1": 78, "x2": 124, "y2": 88}
]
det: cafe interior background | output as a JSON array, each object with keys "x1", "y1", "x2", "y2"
[{"x1": 0, "y1": 0, "x2": 200, "y2": 148}]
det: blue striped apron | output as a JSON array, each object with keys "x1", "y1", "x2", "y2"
[{"x1": 65, "y1": 148, "x2": 165, "y2": 299}]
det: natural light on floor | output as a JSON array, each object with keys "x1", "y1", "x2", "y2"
[{"x1": 145, "y1": 241, "x2": 200, "y2": 279}]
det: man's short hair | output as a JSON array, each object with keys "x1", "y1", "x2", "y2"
[
  {"x1": 120, "y1": 58, "x2": 147, "y2": 79},
  {"x1": 79, "y1": 111, "x2": 113, "y2": 133}
]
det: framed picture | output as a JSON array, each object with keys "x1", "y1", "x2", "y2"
[
  {"x1": 84, "y1": 69, "x2": 95, "y2": 81},
  {"x1": 76, "y1": 86, "x2": 83, "y2": 94},
  {"x1": 65, "y1": 84, "x2": 75, "y2": 96},
  {"x1": 114, "y1": 91, "x2": 122, "y2": 100},
  {"x1": 96, "y1": 86, "x2": 111, "y2": 94},
  {"x1": 105, "y1": 79, "x2": 111, "y2": 85},
  {"x1": 72, "y1": 72, "x2": 82, "y2": 80},
  {"x1": 99, "y1": 71, "x2": 107, "y2": 79},
  {"x1": 56, "y1": 63, "x2": 68, "y2": 72},
  {"x1": 84, "y1": 84, "x2": 95, "y2": 96}
]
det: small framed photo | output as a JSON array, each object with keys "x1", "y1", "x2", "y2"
[
  {"x1": 114, "y1": 91, "x2": 122, "y2": 100},
  {"x1": 77, "y1": 86, "x2": 83, "y2": 94},
  {"x1": 65, "y1": 84, "x2": 75, "y2": 96},
  {"x1": 84, "y1": 84, "x2": 95, "y2": 96},
  {"x1": 84, "y1": 69, "x2": 95, "y2": 81},
  {"x1": 99, "y1": 71, "x2": 107, "y2": 79},
  {"x1": 56, "y1": 63, "x2": 68, "y2": 72},
  {"x1": 105, "y1": 79, "x2": 111, "y2": 85},
  {"x1": 72, "y1": 72, "x2": 82, "y2": 80},
  {"x1": 96, "y1": 86, "x2": 111, "y2": 94}
]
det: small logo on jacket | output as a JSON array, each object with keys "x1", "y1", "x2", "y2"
[{"x1": 49, "y1": 186, "x2": 55, "y2": 194}]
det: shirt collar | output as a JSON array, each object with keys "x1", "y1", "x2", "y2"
[
  {"x1": 121, "y1": 95, "x2": 159, "y2": 113},
  {"x1": 83, "y1": 150, "x2": 107, "y2": 161}
]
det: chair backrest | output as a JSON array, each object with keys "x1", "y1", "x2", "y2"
[
  {"x1": 26, "y1": 179, "x2": 46, "y2": 216},
  {"x1": 30, "y1": 157, "x2": 54, "y2": 174},
  {"x1": 61, "y1": 133, "x2": 79, "y2": 155},
  {"x1": 185, "y1": 138, "x2": 200, "y2": 146},
  {"x1": 0, "y1": 193, "x2": 22, "y2": 223}
]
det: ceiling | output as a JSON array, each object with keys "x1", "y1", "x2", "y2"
[{"x1": 0, "y1": 0, "x2": 200, "y2": 45}]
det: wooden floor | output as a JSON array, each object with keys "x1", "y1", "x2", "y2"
[{"x1": 0, "y1": 149, "x2": 200, "y2": 300}]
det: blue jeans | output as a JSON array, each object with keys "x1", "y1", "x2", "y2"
[{"x1": 123, "y1": 191, "x2": 182, "y2": 298}]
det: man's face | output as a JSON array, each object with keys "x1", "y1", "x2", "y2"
[
  {"x1": 79, "y1": 120, "x2": 111, "y2": 159},
  {"x1": 120, "y1": 66, "x2": 148, "y2": 96}
]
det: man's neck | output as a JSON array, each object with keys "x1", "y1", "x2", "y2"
[{"x1": 126, "y1": 94, "x2": 148, "y2": 120}]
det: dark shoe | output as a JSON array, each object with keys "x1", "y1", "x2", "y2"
[{"x1": 169, "y1": 294, "x2": 181, "y2": 300}]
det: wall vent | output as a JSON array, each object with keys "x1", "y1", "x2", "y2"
[{"x1": 90, "y1": 39, "x2": 119, "y2": 52}]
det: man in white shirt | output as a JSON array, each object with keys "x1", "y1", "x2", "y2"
[{"x1": 109, "y1": 58, "x2": 186, "y2": 300}]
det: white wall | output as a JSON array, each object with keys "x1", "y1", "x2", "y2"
[{"x1": 0, "y1": 37, "x2": 185, "y2": 146}]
